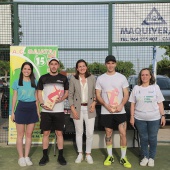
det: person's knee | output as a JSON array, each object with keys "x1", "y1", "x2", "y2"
[
  {"x1": 140, "y1": 135, "x2": 148, "y2": 141},
  {"x1": 86, "y1": 131, "x2": 94, "y2": 139},
  {"x1": 75, "y1": 128, "x2": 84, "y2": 136},
  {"x1": 56, "y1": 131, "x2": 63, "y2": 138},
  {"x1": 119, "y1": 132, "x2": 126, "y2": 139},
  {"x1": 25, "y1": 132, "x2": 33, "y2": 139},
  {"x1": 17, "y1": 133, "x2": 24, "y2": 139},
  {"x1": 118, "y1": 122, "x2": 127, "y2": 130},
  {"x1": 43, "y1": 131, "x2": 50, "y2": 138},
  {"x1": 148, "y1": 135, "x2": 157, "y2": 142},
  {"x1": 105, "y1": 128, "x2": 112, "y2": 135}
]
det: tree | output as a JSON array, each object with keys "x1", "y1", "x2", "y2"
[
  {"x1": 66, "y1": 67, "x2": 75, "y2": 73},
  {"x1": 149, "y1": 57, "x2": 170, "y2": 77},
  {"x1": 152, "y1": 57, "x2": 170, "y2": 77},
  {"x1": 88, "y1": 62, "x2": 107, "y2": 75},
  {"x1": 159, "y1": 46, "x2": 170, "y2": 57},
  {"x1": 88, "y1": 61, "x2": 135, "y2": 78},
  {"x1": 116, "y1": 61, "x2": 136, "y2": 78},
  {"x1": 0, "y1": 60, "x2": 10, "y2": 81}
]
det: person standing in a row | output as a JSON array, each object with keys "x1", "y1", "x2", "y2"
[
  {"x1": 11, "y1": 62, "x2": 39, "y2": 167},
  {"x1": 37, "y1": 58, "x2": 69, "y2": 166},
  {"x1": 129, "y1": 68, "x2": 166, "y2": 167},
  {"x1": 68, "y1": 59, "x2": 96, "y2": 164},
  {"x1": 96, "y1": 55, "x2": 132, "y2": 168}
]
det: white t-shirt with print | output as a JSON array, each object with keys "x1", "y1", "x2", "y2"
[
  {"x1": 96, "y1": 72, "x2": 129, "y2": 115},
  {"x1": 129, "y1": 84, "x2": 164, "y2": 121}
]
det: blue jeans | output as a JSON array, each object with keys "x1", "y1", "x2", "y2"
[{"x1": 135, "y1": 119, "x2": 160, "y2": 159}]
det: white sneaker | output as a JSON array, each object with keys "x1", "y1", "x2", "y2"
[
  {"x1": 25, "y1": 157, "x2": 33, "y2": 166},
  {"x1": 75, "y1": 154, "x2": 83, "y2": 163},
  {"x1": 85, "y1": 155, "x2": 93, "y2": 164},
  {"x1": 140, "y1": 157, "x2": 148, "y2": 166},
  {"x1": 148, "y1": 158, "x2": 154, "y2": 167},
  {"x1": 18, "y1": 157, "x2": 26, "y2": 167}
]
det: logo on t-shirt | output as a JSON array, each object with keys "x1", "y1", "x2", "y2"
[
  {"x1": 44, "y1": 86, "x2": 64, "y2": 110},
  {"x1": 56, "y1": 80, "x2": 63, "y2": 83},
  {"x1": 107, "y1": 88, "x2": 119, "y2": 112},
  {"x1": 144, "y1": 96, "x2": 154, "y2": 103}
]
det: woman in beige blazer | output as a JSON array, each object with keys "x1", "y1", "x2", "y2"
[{"x1": 68, "y1": 59, "x2": 96, "y2": 164}]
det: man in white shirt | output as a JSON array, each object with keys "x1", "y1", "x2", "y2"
[{"x1": 96, "y1": 55, "x2": 131, "y2": 168}]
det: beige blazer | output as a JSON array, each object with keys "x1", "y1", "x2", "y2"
[{"x1": 68, "y1": 74, "x2": 96, "y2": 119}]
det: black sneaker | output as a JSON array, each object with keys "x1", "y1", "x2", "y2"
[
  {"x1": 39, "y1": 155, "x2": 49, "y2": 166},
  {"x1": 58, "y1": 156, "x2": 67, "y2": 165}
]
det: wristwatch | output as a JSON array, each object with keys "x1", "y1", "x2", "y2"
[{"x1": 161, "y1": 114, "x2": 166, "y2": 118}]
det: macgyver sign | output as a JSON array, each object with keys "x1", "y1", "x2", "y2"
[{"x1": 114, "y1": 3, "x2": 170, "y2": 42}]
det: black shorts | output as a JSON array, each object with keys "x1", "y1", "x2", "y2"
[
  {"x1": 100, "y1": 113, "x2": 127, "y2": 129},
  {"x1": 40, "y1": 112, "x2": 65, "y2": 131}
]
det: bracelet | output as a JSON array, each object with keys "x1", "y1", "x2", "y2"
[
  {"x1": 161, "y1": 114, "x2": 166, "y2": 117},
  {"x1": 40, "y1": 103, "x2": 44, "y2": 107}
]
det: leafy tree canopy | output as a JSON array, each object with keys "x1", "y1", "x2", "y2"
[
  {"x1": 66, "y1": 61, "x2": 135, "y2": 78},
  {"x1": 116, "y1": 61, "x2": 136, "y2": 78},
  {"x1": 149, "y1": 57, "x2": 170, "y2": 77},
  {"x1": 88, "y1": 62, "x2": 107, "y2": 75},
  {"x1": 159, "y1": 46, "x2": 170, "y2": 57}
]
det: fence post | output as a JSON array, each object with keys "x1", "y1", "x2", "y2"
[
  {"x1": 13, "y1": 2, "x2": 19, "y2": 45},
  {"x1": 108, "y1": 2, "x2": 112, "y2": 55}
]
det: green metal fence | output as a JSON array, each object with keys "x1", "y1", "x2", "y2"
[{"x1": 0, "y1": 0, "x2": 170, "y2": 143}]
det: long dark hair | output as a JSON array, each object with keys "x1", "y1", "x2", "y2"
[
  {"x1": 18, "y1": 62, "x2": 36, "y2": 88},
  {"x1": 138, "y1": 68, "x2": 155, "y2": 85},
  {"x1": 74, "y1": 59, "x2": 91, "y2": 79}
]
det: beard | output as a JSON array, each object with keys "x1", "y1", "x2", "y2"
[
  {"x1": 50, "y1": 69, "x2": 58, "y2": 74},
  {"x1": 51, "y1": 71, "x2": 57, "y2": 74}
]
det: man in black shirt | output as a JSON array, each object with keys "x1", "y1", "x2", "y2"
[{"x1": 37, "y1": 57, "x2": 69, "y2": 166}]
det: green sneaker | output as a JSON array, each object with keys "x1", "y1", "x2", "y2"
[
  {"x1": 104, "y1": 155, "x2": 114, "y2": 166},
  {"x1": 120, "y1": 157, "x2": 132, "y2": 168}
]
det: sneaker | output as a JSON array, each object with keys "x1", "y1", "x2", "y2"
[
  {"x1": 85, "y1": 155, "x2": 93, "y2": 164},
  {"x1": 58, "y1": 155, "x2": 67, "y2": 165},
  {"x1": 18, "y1": 157, "x2": 26, "y2": 167},
  {"x1": 25, "y1": 157, "x2": 33, "y2": 166},
  {"x1": 104, "y1": 155, "x2": 114, "y2": 166},
  {"x1": 140, "y1": 157, "x2": 148, "y2": 166},
  {"x1": 120, "y1": 157, "x2": 132, "y2": 168},
  {"x1": 75, "y1": 154, "x2": 83, "y2": 163},
  {"x1": 148, "y1": 158, "x2": 154, "y2": 167},
  {"x1": 39, "y1": 155, "x2": 49, "y2": 166}
]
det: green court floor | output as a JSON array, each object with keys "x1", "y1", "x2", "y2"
[{"x1": 0, "y1": 143, "x2": 169, "y2": 170}]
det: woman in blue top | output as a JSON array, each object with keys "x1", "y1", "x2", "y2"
[{"x1": 11, "y1": 62, "x2": 39, "y2": 167}]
